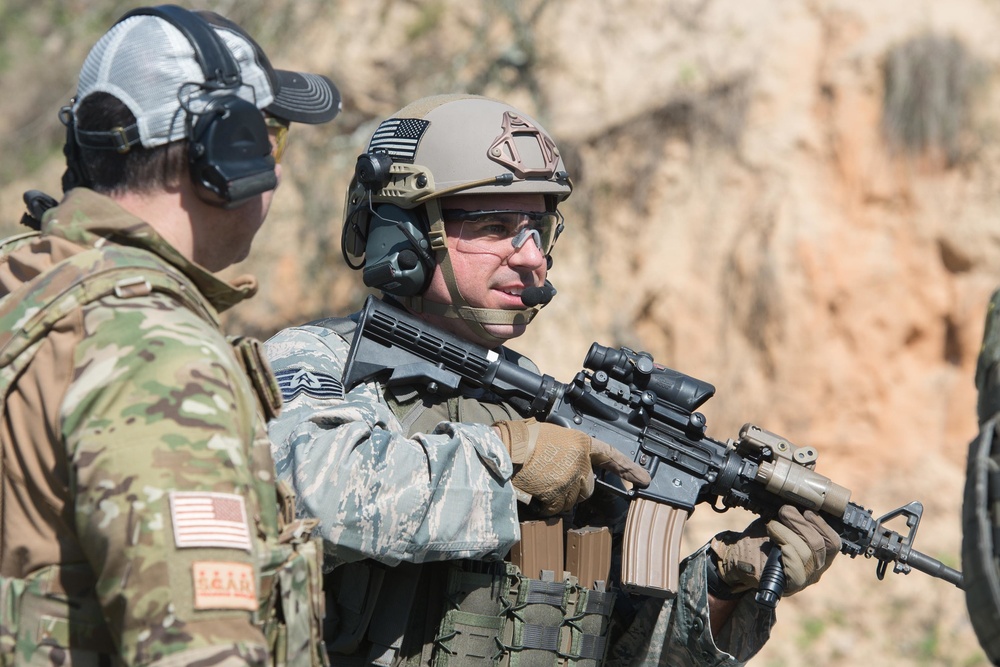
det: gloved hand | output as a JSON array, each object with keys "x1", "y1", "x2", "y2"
[
  {"x1": 709, "y1": 505, "x2": 840, "y2": 596},
  {"x1": 493, "y1": 418, "x2": 651, "y2": 515}
]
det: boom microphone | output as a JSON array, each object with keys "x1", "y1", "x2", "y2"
[{"x1": 521, "y1": 281, "x2": 557, "y2": 307}]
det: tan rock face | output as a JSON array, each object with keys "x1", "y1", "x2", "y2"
[{"x1": 2, "y1": 0, "x2": 997, "y2": 662}]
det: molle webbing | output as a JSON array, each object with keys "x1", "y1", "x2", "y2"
[
  {"x1": 507, "y1": 577, "x2": 614, "y2": 666},
  {"x1": 434, "y1": 561, "x2": 513, "y2": 664},
  {"x1": 433, "y1": 562, "x2": 615, "y2": 667}
]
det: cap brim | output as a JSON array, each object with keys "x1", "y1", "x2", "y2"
[{"x1": 267, "y1": 70, "x2": 341, "y2": 124}]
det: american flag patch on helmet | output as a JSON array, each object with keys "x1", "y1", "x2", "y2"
[{"x1": 367, "y1": 118, "x2": 429, "y2": 163}]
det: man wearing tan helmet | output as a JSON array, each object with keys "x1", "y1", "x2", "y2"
[{"x1": 265, "y1": 94, "x2": 840, "y2": 666}]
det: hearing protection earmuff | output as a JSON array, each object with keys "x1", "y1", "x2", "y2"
[{"x1": 353, "y1": 151, "x2": 437, "y2": 296}]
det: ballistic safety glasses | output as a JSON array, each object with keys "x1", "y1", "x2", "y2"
[
  {"x1": 264, "y1": 116, "x2": 290, "y2": 164},
  {"x1": 441, "y1": 208, "x2": 562, "y2": 258}
]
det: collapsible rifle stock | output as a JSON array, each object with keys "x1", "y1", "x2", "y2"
[{"x1": 343, "y1": 296, "x2": 964, "y2": 598}]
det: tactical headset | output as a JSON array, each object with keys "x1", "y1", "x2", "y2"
[
  {"x1": 348, "y1": 151, "x2": 438, "y2": 297},
  {"x1": 61, "y1": 4, "x2": 276, "y2": 208}
]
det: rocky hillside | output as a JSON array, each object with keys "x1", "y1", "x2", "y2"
[{"x1": 2, "y1": 0, "x2": 998, "y2": 664}]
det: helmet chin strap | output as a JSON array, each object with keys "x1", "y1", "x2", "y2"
[
  {"x1": 398, "y1": 275, "x2": 542, "y2": 349},
  {"x1": 402, "y1": 298, "x2": 541, "y2": 348},
  {"x1": 397, "y1": 218, "x2": 543, "y2": 347}
]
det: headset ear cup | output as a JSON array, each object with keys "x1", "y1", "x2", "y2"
[
  {"x1": 362, "y1": 204, "x2": 435, "y2": 296},
  {"x1": 59, "y1": 108, "x2": 90, "y2": 193},
  {"x1": 188, "y1": 95, "x2": 276, "y2": 208}
]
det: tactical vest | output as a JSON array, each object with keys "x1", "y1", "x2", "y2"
[
  {"x1": 312, "y1": 316, "x2": 616, "y2": 667},
  {"x1": 0, "y1": 232, "x2": 327, "y2": 666}
]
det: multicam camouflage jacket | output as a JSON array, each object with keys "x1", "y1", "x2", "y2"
[
  {"x1": 264, "y1": 302, "x2": 774, "y2": 667},
  {"x1": 0, "y1": 188, "x2": 324, "y2": 667}
]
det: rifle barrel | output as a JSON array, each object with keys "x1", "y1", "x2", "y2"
[{"x1": 907, "y1": 548, "x2": 964, "y2": 589}]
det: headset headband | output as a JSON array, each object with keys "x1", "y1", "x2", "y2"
[{"x1": 119, "y1": 5, "x2": 241, "y2": 89}]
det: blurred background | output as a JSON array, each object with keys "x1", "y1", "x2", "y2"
[{"x1": 2, "y1": 0, "x2": 997, "y2": 664}]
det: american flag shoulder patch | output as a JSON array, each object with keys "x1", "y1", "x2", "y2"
[
  {"x1": 169, "y1": 491, "x2": 253, "y2": 552},
  {"x1": 275, "y1": 367, "x2": 346, "y2": 402},
  {"x1": 367, "y1": 118, "x2": 430, "y2": 163}
]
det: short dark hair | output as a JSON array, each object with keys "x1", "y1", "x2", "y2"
[{"x1": 74, "y1": 92, "x2": 187, "y2": 195}]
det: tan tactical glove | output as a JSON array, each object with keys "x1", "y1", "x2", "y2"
[
  {"x1": 493, "y1": 418, "x2": 651, "y2": 516},
  {"x1": 709, "y1": 505, "x2": 840, "y2": 596}
]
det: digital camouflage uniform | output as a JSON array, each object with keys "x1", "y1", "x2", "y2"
[
  {"x1": 0, "y1": 188, "x2": 324, "y2": 666},
  {"x1": 265, "y1": 301, "x2": 774, "y2": 667}
]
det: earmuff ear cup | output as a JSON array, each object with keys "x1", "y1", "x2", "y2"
[
  {"x1": 188, "y1": 95, "x2": 276, "y2": 208},
  {"x1": 60, "y1": 108, "x2": 90, "y2": 193},
  {"x1": 362, "y1": 204, "x2": 435, "y2": 296}
]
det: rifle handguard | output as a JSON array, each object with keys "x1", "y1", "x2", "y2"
[{"x1": 621, "y1": 497, "x2": 688, "y2": 597}]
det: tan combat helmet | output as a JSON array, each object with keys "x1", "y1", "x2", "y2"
[{"x1": 341, "y1": 94, "x2": 572, "y2": 345}]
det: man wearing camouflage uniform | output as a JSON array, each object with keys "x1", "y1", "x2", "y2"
[
  {"x1": 0, "y1": 6, "x2": 339, "y2": 665},
  {"x1": 265, "y1": 94, "x2": 841, "y2": 666}
]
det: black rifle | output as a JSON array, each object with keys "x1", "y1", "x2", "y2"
[
  {"x1": 343, "y1": 296, "x2": 963, "y2": 598},
  {"x1": 19, "y1": 190, "x2": 59, "y2": 231}
]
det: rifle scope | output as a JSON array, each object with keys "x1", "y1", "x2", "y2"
[{"x1": 584, "y1": 343, "x2": 716, "y2": 413}]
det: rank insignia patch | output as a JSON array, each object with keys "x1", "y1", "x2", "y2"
[{"x1": 275, "y1": 368, "x2": 346, "y2": 401}]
